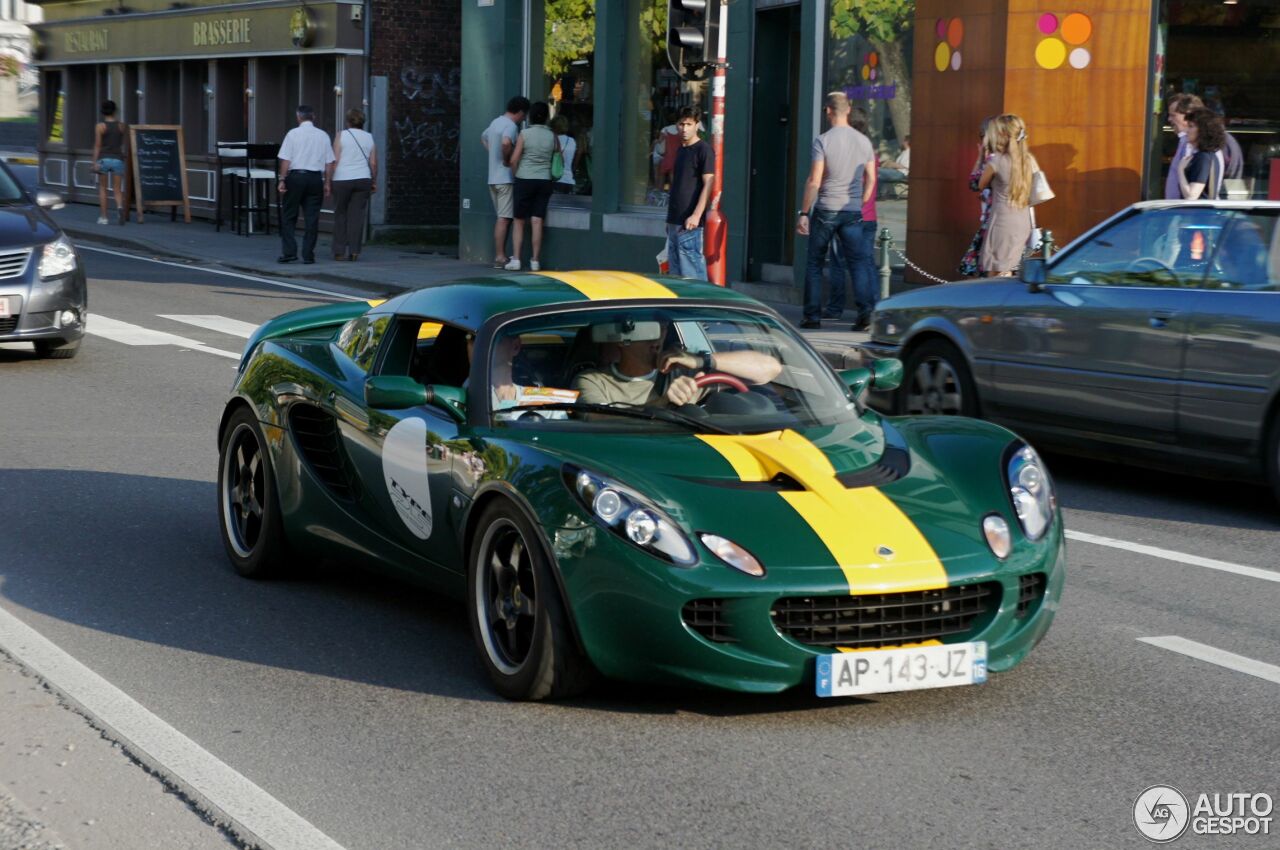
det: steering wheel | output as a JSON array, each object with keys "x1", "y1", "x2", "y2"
[
  {"x1": 694, "y1": 372, "x2": 749, "y2": 393},
  {"x1": 1124, "y1": 256, "x2": 1179, "y2": 283}
]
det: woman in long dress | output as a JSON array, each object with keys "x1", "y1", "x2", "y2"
[{"x1": 977, "y1": 114, "x2": 1035, "y2": 277}]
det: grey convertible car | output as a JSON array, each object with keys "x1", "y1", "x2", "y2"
[{"x1": 863, "y1": 200, "x2": 1280, "y2": 497}]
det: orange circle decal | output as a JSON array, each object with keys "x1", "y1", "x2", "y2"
[
  {"x1": 1061, "y1": 12, "x2": 1092, "y2": 45},
  {"x1": 947, "y1": 17, "x2": 965, "y2": 48}
]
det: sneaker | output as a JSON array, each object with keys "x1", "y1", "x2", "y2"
[
  {"x1": 492, "y1": 257, "x2": 508, "y2": 269},
  {"x1": 530, "y1": 260, "x2": 541, "y2": 272},
  {"x1": 850, "y1": 321, "x2": 869, "y2": 333},
  {"x1": 96, "y1": 216, "x2": 108, "y2": 225},
  {"x1": 503, "y1": 258, "x2": 521, "y2": 271}
]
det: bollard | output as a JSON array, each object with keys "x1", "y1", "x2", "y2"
[
  {"x1": 1041, "y1": 229, "x2": 1056, "y2": 262},
  {"x1": 877, "y1": 227, "x2": 893, "y2": 300}
]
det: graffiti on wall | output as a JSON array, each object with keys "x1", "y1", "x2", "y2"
[{"x1": 395, "y1": 66, "x2": 459, "y2": 162}]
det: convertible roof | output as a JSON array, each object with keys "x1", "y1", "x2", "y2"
[{"x1": 367, "y1": 270, "x2": 762, "y2": 332}]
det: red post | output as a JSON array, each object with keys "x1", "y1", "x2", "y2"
[{"x1": 703, "y1": 0, "x2": 729, "y2": 286}]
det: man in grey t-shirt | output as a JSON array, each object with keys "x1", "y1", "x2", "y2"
[
  {"x1": 481, "y1": 96, "x2": 529, "y2": 268},
  {"x1": 796, "y1": 92, "x2": 877, "y2": 328}
]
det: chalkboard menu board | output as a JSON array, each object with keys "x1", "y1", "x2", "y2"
[{"x1": 129, "y1": 125, "x2": 191, "y2": 223}]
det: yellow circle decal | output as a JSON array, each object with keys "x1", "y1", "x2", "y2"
[
  {"x1": 862, "y1": 64, "x2": 870, "y2": 80},
  {"x1": 1035, "y1": 37, "x2": 1066, "y2": 70},
  {"x1": 935, "y1": 41, "x2": 951, "y2": 72}
]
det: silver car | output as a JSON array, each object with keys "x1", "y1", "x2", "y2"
[{"x1": 863, "y1": 200, "x2": 1280, "y2": 496}]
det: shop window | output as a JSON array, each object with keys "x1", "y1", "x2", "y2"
[
  {"x1": 620, "y1": 0, "x2": 705, "y2": 211},
  {"x1": 43, "y1": 69, "x2": 63, "y2": 145},
  {"x1": 824, "y1": 3, "x2": 914, "y2": 256},
  {"x1": 1149, "y1": 0, "x2": 1280, "y2": 201},
  {"x1": 536, "y1": 0, "x2": 595, "y2": 201}
]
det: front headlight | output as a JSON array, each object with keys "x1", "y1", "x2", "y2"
[
  {"x1": 1006, "y1": 444, "x2": 1055, "y2": 541},
  {"x1": 565, "y1": 466, "x2": 696, "y2": 565},
  {"x1": 38, "y1": 236, "x2": 77, "y2": 279}
]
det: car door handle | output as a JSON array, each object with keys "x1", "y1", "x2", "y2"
[
  {"x1": 1149, "y1": 311, "x2": 1176, "y2": 329},
  {"x1": 327, "y1": 390, "x2": 337, "y2": 403}
]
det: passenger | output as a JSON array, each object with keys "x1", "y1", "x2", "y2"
[{"x1": 572, "y1": 320, "x2": 781, "y2": 408}]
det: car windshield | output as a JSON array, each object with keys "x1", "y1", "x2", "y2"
[{"x1": 486, "y1": 306, "x2": 858, "y2": 434}]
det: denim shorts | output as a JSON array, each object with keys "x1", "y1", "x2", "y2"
[{"x1": 97, "y1": 158, "x2": 124, "y2": 175}]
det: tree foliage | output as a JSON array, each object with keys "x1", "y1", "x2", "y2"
[
  {"x1": 544, "y1": 0, "x2": 596, "y2": 78},
  {"x1": 829, "y1": 0, "x2": 913, "y2": 42}
]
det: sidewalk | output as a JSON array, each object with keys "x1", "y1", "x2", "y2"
[{"x1": 53, "y1": 202, "x2": 870, "y2": 368}]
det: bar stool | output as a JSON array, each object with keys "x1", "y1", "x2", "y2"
[
  {"x1": 215, "y1": 142, "x2": 280, "y2": 235},
  {"x1": 214, "y1": 141, "x2": 246, "y2": 233}
]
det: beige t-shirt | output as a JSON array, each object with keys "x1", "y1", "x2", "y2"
[{"x1": 573, "y1": 369, "x2": 665, "y2": 407}]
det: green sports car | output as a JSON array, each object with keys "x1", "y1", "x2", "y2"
[{"x1": 217, "y1": 271, "x2": 1064, "y2": 700}]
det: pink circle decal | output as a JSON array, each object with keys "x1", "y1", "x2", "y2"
[
  {"x1": 937, "y1": 18, "x2": 947, "y2": 38},
  {"x1": 1038, "y1": 13, "x2": 1059, "y2": 35},
  {"x1": 951, "y1": 51, "x2": 962, "y2": 71},
  {"x1": 1069, "y1": 47, "x2": 1091, "y2": 69}
]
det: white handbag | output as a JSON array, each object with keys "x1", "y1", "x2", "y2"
[
  {"x1": 1027, "y1": 206, "x2": 1043, "y2": 253},
  {"x1": 1030, "y1": 169, "x2": 1055, "y2": 205}
]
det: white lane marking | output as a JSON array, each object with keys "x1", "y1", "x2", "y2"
[
  {"x1": 86, "y1": 314, "x2": 241, "y2": 360},
  {"x1": 1139, "y1": 636, "x2": 1280, "y2": 686},
  {"x1": 0, "y1": 606, "x2": 348, "y2": 850},
  {"x1": 77, "y1": 244, "x2": 366, "y2": 300},
  {"x1": 158, "y1": 314, "x2": 258, "y2": 339},
  {"x1": 1065, "y1": 529, "x2": 1280, "y2": 584}
]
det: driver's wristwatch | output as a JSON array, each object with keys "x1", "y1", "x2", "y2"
[{"x1": 700, "y1": 351, "x2": 716, "y2": 372}]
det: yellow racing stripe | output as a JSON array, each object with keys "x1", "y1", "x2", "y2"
[
  {"x1": 697, "y1": 430, "x2": 948, "y2": 595},
  {"x1": 537, "y1": 270, "x2": 678, "y2": 301}
]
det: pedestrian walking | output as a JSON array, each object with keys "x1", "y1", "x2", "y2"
[
  {"x1": 329, "y1": 108, "x2": 377, "y2": 261},
  {"x1": 959, "y1": 117, "x2": 997, "y2": 276},
  {"x1": 92, "y1": 100, "x2": 128, "y2": 225},
  {"x1": 663, "y1": 106, "x2": 715, "y2": 281},
  {"x1": 976, "y1": 114, "x2": 1035, "y2": 277},
  {"x1": 1177, "y1": 108, "x2": 1227, "y2": 201},
  {"x1": 506, "y1": 101, "x2": 559, "y2": 272},
  {"x1": 276, "y1": 105, "x2": 333, "y2": 265},
  {"x1": 796, "y1": 92, "x2": 877, "y2": 328},
  {"x1": 551, "y1": 115, "x2": 577, "y2": 195},
  {"x1": 481, "y1": 96, "x2": 529, "y2": 269}
]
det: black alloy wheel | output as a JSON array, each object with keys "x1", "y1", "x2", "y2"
[
  {"x1": 468, "y1": 500, "x2": 591, "y2": 700},
  {"x1": 218, "y1": 407, "x2": 289, "y2": 578},
  {"x1": 898, "y1": 338, "x2": 979, "y2": 417}
]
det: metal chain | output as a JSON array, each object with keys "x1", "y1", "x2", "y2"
[{"x1": 891, "y1": 248, "x2": 952, "y2": 285}]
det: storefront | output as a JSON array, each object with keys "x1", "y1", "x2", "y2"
[
  {"x1": 30, "y1": 0, "x2": 461, "y2": 232},
  {"x1": 462, "y1": 1, "x2": 1280, "y2": 294}
]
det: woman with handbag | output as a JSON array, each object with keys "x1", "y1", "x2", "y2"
[
  {"x1": 329, "y1": 108, "x2": 377, "y2": 261},
  {"x1": 506, "y1": 101, "x2": 560, "y2": 272},
  {"x1": 976, "y1": 114, "x2": 1042, "y2": 276},
  {"x1": 959, "y1": 117, "x2": 997, "y2": 276}
]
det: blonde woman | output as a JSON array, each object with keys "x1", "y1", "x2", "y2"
[{"x1": 976, "y1": 114, "x2": 1035, "y2": 276}]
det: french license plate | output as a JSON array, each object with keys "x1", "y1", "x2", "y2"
[
  {"x1": 0, "y1": 297, "x2": 9, "y2": 318},
  {"x1": 816, "y1": 642, "x2": 987, "y2": 697}
]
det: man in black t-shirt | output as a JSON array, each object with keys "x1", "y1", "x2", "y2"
[{"x1": 664, "y1": 106, "x2": 715, "y2": 281}]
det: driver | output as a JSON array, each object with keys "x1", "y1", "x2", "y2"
[{"x1": 572, "y1": 319, "x2": 782, "y2": 407}]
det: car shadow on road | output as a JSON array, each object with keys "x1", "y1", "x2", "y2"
[{"x1": 1045, "y1": 450, "x2": 1280, "y2": 532}]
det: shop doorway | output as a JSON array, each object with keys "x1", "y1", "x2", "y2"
[{"x1": 747, "y1": 4, "x2": 801, "y2": 281}]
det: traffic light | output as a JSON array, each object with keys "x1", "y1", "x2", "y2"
[{"x1": 667, "y1": 0, "x2": 720, "y2": 81}]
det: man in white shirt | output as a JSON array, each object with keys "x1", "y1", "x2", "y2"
[
  {"x1": 480, "y1": 96, "x2": 529, "y2": 269},
  {"x1": 276, "y1": 105, "x2": 335, "y2": 264}
]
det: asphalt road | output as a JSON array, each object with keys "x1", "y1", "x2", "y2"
[{"x1": 2, "y1": 244, "x2": 1278, "y2": 849}]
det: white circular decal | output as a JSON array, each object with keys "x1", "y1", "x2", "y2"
[
  {"x1": 383, "y1": 418, "x2": 433, "y2": 539},
  {"x1": 1133, "y1": 785, "x2": 1190, "y2": 843}
]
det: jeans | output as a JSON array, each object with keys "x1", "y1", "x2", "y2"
[
  {"x1": 804, "y1": 209, "x2": 867, "y2": 322},
  {"x1": 280, "y1": 171, "x2": 323, "y2": 261},
  {"x1": 666, "y1": 223, "x2": 707, "y2": 281},
  {"x1": 853, "y1": 219, "x2": 879, "y2": 320}
]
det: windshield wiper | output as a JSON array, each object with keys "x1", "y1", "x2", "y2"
[{"x1": 500, "y1": 401, "x2": 733, "y2": 434}]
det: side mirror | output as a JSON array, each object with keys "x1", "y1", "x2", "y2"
[
  {"x1": 35, "y1": 190, "x2": 65, "y2": 211},
  {"x1": 868, "y1": 357, "x2": 903, "y2": 392},
  {"x1": 365, "y1": 375, "x2": 428, "y2": 409},
  {"x1": 838, "y1": 358, "x2": 903, "y2": 396},
  {"x1": 1021, "y1": 257, "x2": 1047, "y2": 291}
]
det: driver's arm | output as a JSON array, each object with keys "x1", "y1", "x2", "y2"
[{"x1": 712, "y1": 349, "x2": 783, "y2": 385}]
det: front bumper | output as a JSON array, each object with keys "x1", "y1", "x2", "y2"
[
  {"x1": 555, "y1": 519, "x2": 1066, "y2": 694},
  {"x1": 0, "y1": 268, "x2": 88, "y2": 344}
]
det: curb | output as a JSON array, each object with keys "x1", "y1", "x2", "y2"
[{"x1": 62, "y1": 223, "x2": 412, "y2": 298}]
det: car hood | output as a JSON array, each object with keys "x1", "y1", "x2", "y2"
[
  {"x1": 0, "y1": 204, "x2": 59, "y2": 249},
  {"x1": 513, "y1": 416, "x2": 1007, "y2": 590}
]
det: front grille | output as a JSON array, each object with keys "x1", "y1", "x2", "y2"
[
  {"x1": 1016, "y1": 573, "x2": 1047, "y2": 618},
  {"x1": 0, "y1": 249, "x2": 31, "y2": 280},
  {"x1": 0, "y1": 316, "x2": 16, "y2": 334},
  {"x1": 288, "y1": 404, "x2": 357, "y2": 502},
  {"x1": 682, "y1": 599, "x2": 737, "y2": 643},
  {"x1": 771, "y1": 583, "x2": 1000, "y2": 649}
]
